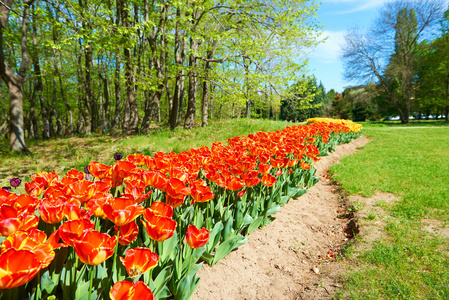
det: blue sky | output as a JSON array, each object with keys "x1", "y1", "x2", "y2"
[{"x1": 307, "y1": 0, "x2": 388, "y2": 93}]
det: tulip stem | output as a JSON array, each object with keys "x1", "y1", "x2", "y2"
[
  {"x1": 88, "y1": 266, "x2": 94, "y2": 300},
  {"x1": 111, "y1": 228, "x2": 120, "y2": 283}
]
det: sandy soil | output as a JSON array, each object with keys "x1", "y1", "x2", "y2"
[{"x1": 193, "y1": 136, "x2": 371, "y2": 300}]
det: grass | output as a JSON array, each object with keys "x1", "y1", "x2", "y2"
[
  {"x1": 0, "y1": 119, "x2": 291, "y2": 188},
  {"x1": 332, "y1": 125, "x2": 449, "y2": 299}
]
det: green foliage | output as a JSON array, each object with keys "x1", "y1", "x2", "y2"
[{"x1": 279, "y1": 76, "x2": 324, "y2": 122}]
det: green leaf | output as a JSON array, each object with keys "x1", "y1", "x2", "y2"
[
  {"x1": 292, "y1": 188, "x2": 308, "y2": 198},
  {"x1": 212, "y1": 235, "x2": 247, "y2": 265},
  {"x1": 153, "y1": 266, "x2": 173, "y2": 299},
  {"x1": 266, "y1": 204, "x2": 281, "y2": 216},
  {"x1": 242, "y1": 214, "x2": 253, "y2": 225},
  {"x1": 206, "y1": 222, "x2": 223, "y2": 253},
  {"x1": 279, "y1": 195, "x2": 291, "y2": 205},
  {"x1": 40, "y1": 270, "x2": 57, "y2": 294},
  {"x1": 154, "y1": 286, "x2": 172, "y2": 300},
  {"x1": 246, "y1": 216, "x2": 264, "y2": 235},
  {"x1": 222, "y1": 215, "x2": 234, "y2": 241},
  {"x1": 200, "y1": 251, "x2": 214, "y2": 265},
  {"x1": 158, "y1": 231, "x2": 179, "y2": 263},
  {"x1": 75, "y1": 281, "x2": 97, "y2": 300}
]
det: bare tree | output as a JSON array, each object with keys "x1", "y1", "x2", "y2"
[{"x1": 342, "y1": 0, "x2": 445, "y2": 124}]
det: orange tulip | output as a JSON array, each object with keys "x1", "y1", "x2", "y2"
[
  {"x1": 141, "y1": 170, "x2": 168, "y2": 191},
  {"x1": 0, "y1": 248, "x2": 42, "y2": 289},
  {"x1": 112, "y1": 161, "x2": 137, "y2": 186},
  {"x1": 63, "y1": 198, "x2": 90, "y2": 220},
  {"x1": 190, "y1": 185, "x2": 215, "y2": 203},
  {"x1": 11, "y1": 194, "x2": 39, "y2": 215},
  {"x1": 109, "y1": 280, "x2": 154, "y2": 300},
  {"x1": 185, "y1": 225, "x2": 209, "y2": 249},
  {"x1": 73, "y1": 229, "x2": 117, "y2": 266},
  {"x1": 144, "y1": 201, "x2": 173, "y2": 218},
  {"x1": 0, "y1": 205, "x2": 38, "y2": 237},
  {"x1": 0, "y1": 205, "x2": 22, "y2": 237},
  {"x1": 165, "y1": 178, "x2": 191, "y2": 200},
  {"x1": 1, "y1": 229, "x2": 56, "y2": 268},
  {"x1": 125, "y1": 153, "x2": 147, "y2": 166},
  {"x1": 24, "y1": 180, "x2": 44, "y2": 197},
  {"x1": 224, "y1": 176, "x2": 244, "y2": 191},
  {"x1": 300, "y1": 160, "x2": 311, "y2": 170},
  {"x1": 114, "y1": 221, "x2": 139, "y2": 246},
  {"x1": 141, "y1": 211, "x2": 176, "y2": 242},
  {"x1": 33, "y1": 171, "x2": 59, "y2": 188},
  {"x1": 103, "y1": 198, "x2": 145, "y2": 227},
  {"x1": 262, "y1": 174, "x2": 277, "y2": 187},
  {"x1": 119, "y1": 247, "x2": 159, "y2": 277},
  {"x1": 85, "y1": 192, "x2": 113, "y2": 219},
  {"x1": 242, "y1": 171, "x2": 262, "y2": 188},
  {"x1": 88, "y1": 161, "x2": 112, "y2": 179},
  {"x1": 59, "y1": 218, "x2": 95, "y2": 247},
  {"x1": 165, "y1": 195, "x2": 185, "y2": 208},
  {"x1": 39, "y1": 198, "x2": 65, "y2": 224}
]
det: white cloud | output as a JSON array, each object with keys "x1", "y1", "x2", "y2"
[
  {"x1": 310, "y1": 30, "x2": 346, "y2": 63},
  {"x1": 320, "y1": 0, "x2": 388, "y2": 14}
]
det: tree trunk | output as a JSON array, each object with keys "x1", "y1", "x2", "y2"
[
  {"x1": 184, "y1": 37, "x2": 198, "y2": 129},
  {"x1": 0, "y1": 0, "x2": 33, "y2": 154},
  {"x1": 169, "y1": 8, "x2": 186, "y2": 131},
  {"x1": 99, "y1": 73, "x2": 109, "y2": 130},
  {"x1": 84, "y1": 43, "x2": 94, "y2": 133},
  {"x1": 184, "y1": 5, "x2": 201, "y2": 130},
  {"x1": 120, "y1": 0, "x2": 138, "y2": 135},
  {"x1": 113, "y1": 51, "x2": 122, "y2": 130},
  {"x1": 29, "y1": 86, "x2": 39, "y2": 139}
]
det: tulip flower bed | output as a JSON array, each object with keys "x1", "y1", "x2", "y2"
[{"x1": 0, "y1": 118, "x2": 361, "y2": 300}]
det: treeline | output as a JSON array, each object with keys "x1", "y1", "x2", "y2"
[
  {"x1": 342, "y1": 0, "x2": 449, "y2": 124},
  {"x1": 0, "y1": 0, "x2": 321, "y2": 153}
]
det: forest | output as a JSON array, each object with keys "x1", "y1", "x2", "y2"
[{"x1": 0, "y1": 0, "x2": 321, "y2": 153}]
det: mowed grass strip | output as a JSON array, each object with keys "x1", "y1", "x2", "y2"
[
  {"x1": 0, "y1": 119, "x2": 291, "y2": 187},
  {"x1": 332, "y1": 126, "x2": 449, "y2": 299}
]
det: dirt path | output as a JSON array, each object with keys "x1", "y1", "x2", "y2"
[{"x1": 192, "y1": 136, "x2": 371, "y2": 300}]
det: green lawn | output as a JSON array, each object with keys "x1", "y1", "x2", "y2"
[{"x1": 332, "y1": 126, "x2": 449, "y2": 299}]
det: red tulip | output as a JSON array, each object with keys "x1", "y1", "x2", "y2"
[
  {"x1": 39, "y1": 198, "x2": 65, "y2": 224},
  {"x1": 185, "y1": 225, "x2": 209, "y2": 249},
  {"x1": 0, "y1": 248, "x2": 42, "y2": 289},
  {"x1": 165, "y1": 195, "x2": 185, "y2": 208},
  {"x1": 119, "y1": 247, "x2": 159, "y2": 277},
  {"x1": 24, "y1": 180, "x2": 44, "y2": 197},
  {"x1": 0, "y1": 205, "x2": 38, "y2": 237},
  {"x1": 85, "y1": 192, "x2": 113, "y2": 219},
  {"x1": 300, "y1": 160, "x2": 311, "y2": 170},
  {"x1": 1, "y1": 229, "x2": 56, "y2": 268},
  {"x1": 262, "y1": 174, "x2": 277, "y2": 187},
  {"x1": 112, "y1": 161, "x2": 137, "y2": 186},
  {"x1": 59, "y1": 218, "x2": 95, "y2": 247},
  {"x1": 141, "y1": 211, "x2": 176, "y2": 242},
  {"x1": 88, "y1": 161, "x2": 112, "y2": 179},
  {"x1": 144, "y1": 201, "x2": 173, "y2": 218},
  {"x1": 258, "y1": 164, "x2": 272, "y2": 175},
  {"x1": 73, "y1": 229, "x2": 116, "y2": 266},
  {"x1": 114, "y1": 221, "x2": 139, "y2": 246},
  {"x1": 109, "y1": 280, "x2": 154, "y2": 300},
  {"x1": 11, "y1": 194, "x2": 38, "y2": 215},
  {"x1": 190, "y1": 185, "x2": 215, "y2": 203},
  {"x1": 103, "y1": 198, "x2": 145, "y2": 227},
  {"x1": 142, "y1": 170, "x2": 168, "y2": 191},
  {"x1": 165, "y1": 178, "x2": 191, "y2": 200}
]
